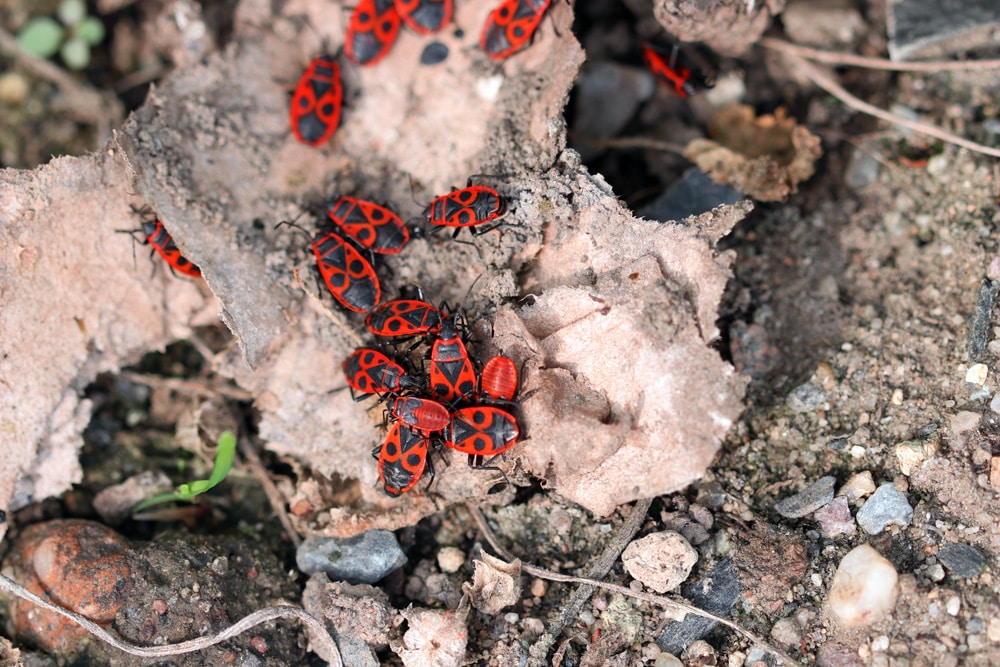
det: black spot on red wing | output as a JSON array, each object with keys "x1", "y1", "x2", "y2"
[
  {"x1": 369, "y1": 208, "x2": 385, "y2": 221},
  {"x1": 512, "y1": 25, "x2": 525, "y2": 38},
  {"x1": 327, "y1": 272, "x2": 347, "y2": 288},
  {"x1": 384, "y1": 441, "x2": 398, "y2": 457},
  {"x1": 473, "y1": 435, "x2": 490, "y2": 452},
  {"x1": 406, "y1": 453, "x2": 422, "y2": 467},
  {"x1": 471, "y1": 410, "x2": 488, "y2": 425},
  {"x1": 361, "y1": 350, "x2": 376, "y2": 364}
]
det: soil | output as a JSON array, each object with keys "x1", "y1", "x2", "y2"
[{"x1": 2, "y1": 0, "x2": 1000, "y2": 666}]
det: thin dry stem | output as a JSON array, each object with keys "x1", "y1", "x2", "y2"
[
  {"x1": 0, "y1": 573, "x2": 341, "y2": 665},
  {"x1": 775, "y1": 51, "x2": 1000, "y2": 159},
  {"x1": 760, "y1": 37, "x2": 1000, "y2": 72},
  {"x1": 121, "y1": 371, "x2": 254, "y2": 401},
  {"x1": 569, "y1": 132, "x2": 687, "y2": 155},
  {"x1": 468, "y1": 504, "x2": 806, "y2": 667},
  {"x1": 238, "y1": 433, "x2": 303, "y2": 548}
]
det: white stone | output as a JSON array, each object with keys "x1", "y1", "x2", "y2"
[
  {"x1": 437, "y1": 547, "x2": 465, "y2": 574},
  {"x1": 827, "y1": 544, "x2": 899, "y2": 628},
  {"x1": 966, "y1": 363, "x2": 989, "y2": 386},
  {"x1": 622, "y1": 531, "x2": 698, "y2": 593},
  {"x1": 839, "y1": 471, "x2": 877, "y2": 503}
]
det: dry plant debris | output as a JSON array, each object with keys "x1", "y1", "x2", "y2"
[
  {"x1": 462, "y1": 551, "x2": 522, "y2": 614},
  {"x1": 684, "y1": 104, "x2": 823, "y2": 202}
]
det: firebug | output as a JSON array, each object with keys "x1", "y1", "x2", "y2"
[
  {"x1": 423, "y1": 180, "x2": 507, "y2": 234},
  {"x1": 366, "y1": 299, "x2": 443, "y2": 338},
  {"x1": 394, "y1": 0, "x2": 453, "y2": 34},
  {"x1": 327, "y1": 196, "x2": 410, "y2": 255},
  {"x1": 480, "y1": 0, "x2": 552, "y2": 60},
  {"x1": 479, "y1": 355, "x2": 518, "y2": 402},
  {"x1": 373, "y1": 421, "x2": 431, "y2": 495},
  {"x1": 290, "y1": 54, "x2": 343, "y2": 146},
  {"x1": 346, "y1": 0, "x2": 403, "y2": 66},
  {"x1": 428, "y1": 315, "x2": 477, "y2": 402},
  {"x1": 444, "y1": 405, "x2": 520, "y2": 463},
  {"x1": 312, "y1": 231, "x2": 381, "y2": 312},
  {"x1": 390, "y1": 396, "x2": 450, "y2": 434},
  {"x1": 343, "y1": 348, "x2": 412, "y2": 399},
  {"x1": 120, "y1": 207, "x2": 202, "y2": 279}
]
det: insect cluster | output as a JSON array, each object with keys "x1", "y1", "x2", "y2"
[
  {"x1": 121, "y1": 1, "x2": 720, "y2": 500},
  {"x1": 347, "y1": 303, "x2": 524, "y2": 496}
]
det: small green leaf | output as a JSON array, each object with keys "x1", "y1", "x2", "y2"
[
  {"x1": 57, "y1": 0, "x2": 87, "y2": 26},
  {"x1": 60, "y1": 37, "x2": 90, "y2": 70},
  {"x1": 76, "y1": 17, "x2": 106, "y2": 46},
  {"x1": 133, "y1": 431, "x2": 238, "y2": 512},
  {"x1": 17, "y1": 18, "x2": 64, "y2": 58}
]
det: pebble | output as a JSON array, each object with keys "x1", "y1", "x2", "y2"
[
  {"x1": 654, "y1": 653, "x2": 684, "y2": 667},
  {"x1": 838, "y1": 471, "x2": 876, "y2": 504},
  {"x1": 436, "y1": 547, "x2": 465, "y2": 574},
  {"x1": 657, "y1": 558, "x2": 740, "y2": 654},
  {"x1": 296, "y1": 530, "x2": 406, "y2": 583},
  {"x1": 770, "y1": 617, "x2": 802, "y2": 647},
  {"x1": 966, "y1": 363, "x2": 989, "y2": 385},
  {"x1": 987, "y1": 617, "x2": 1000, "y2": 642},
  {"x1": 938, "y1": 543, "x2": 986, "y2": 578},
  {"x1": 844, "y1": 146, "x2": 881, "y2": 190},
  {"x1": 622, "y1": 531, "x2": 698, "y2": 593},
  {"x1": 639, "y1": 168, "x2": 744, "y2": 223},
  {"x1": 889, "y1": 0, "x2": 1000, "y2": 59},
  {"x1": 927, "y1": 563, "x2": 946, "y2": 582},
  {"x1": 786, "y1": 382, "x2": 827, "y2": 413},
  {"x1": 93, "y1": 470, "x2": 172, "y2": 525},
  {"x1": 856, "y1": 483, "x2": 913, "y2": 535},
  {"x1": 5, "y1": 520, "x2": 131, "y2": 652},
  {"x1": 990, "y1": 392, "x2": 1000, "y2": 414},
  {"x1": 781, "y1": 0, "x2": 866, "y2": 47},
  {"x1": 775, "y1": 476, "x2": 836, "y2": 518},
  {"x1": 827, "y1": 544, "x2": 899, "y2": 628},
  {"x1": 951, "y1": 411, "x2": 981, "y2": 436},
  {"x1": 946, "y1": 595, "x2": 962, "y2": 616},
  {"x1": 571, "y1": 62, "x2": 655, "y2": 161},
  {"x1": 893, "y1": 440, "x2": 931, "y2": 476},
  {"x1": 813, "y1": 496, "x2": 857, "y2": 538}
]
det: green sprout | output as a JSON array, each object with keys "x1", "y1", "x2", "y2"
[
  {"x1": 134, "y1": 431, "x2": 237, "y2": 512},
  {"x1": 16, "y1": 0, "x2": 106, "y2": 71}
]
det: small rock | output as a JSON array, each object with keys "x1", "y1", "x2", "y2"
[
  {"x1": 986, "y1": 617, "x2": 1000, "y2": 642},
  {"x1": 775, "y1": 476, "x2": 836, "y2": 518},
  {"x1": 782, "y1": 0, "x2": 867, "y2": 47},
  {"x1": 926, "y1": 563, "x2": 946, "y2": 582},
  {"x1": 770, "y1": 617, "x2": 802, "y2": 646},
  {"x1": 816, "y1": 641, "x2": 864, "y2": 667},
  {"x1": 844, "y1": 146, "x2": 881, "y2": 190},
  {"x1": 990, "y1": 392, "x2": 1000, "y2": 414},
  {"x1": 888, "y1": 0, "x2": 1000, "y2": 60},
  {"x1": 787, "y1": 382, "x2": 827, "y2": 412},
  {"x1": 838, "y1": 471, "x2": 876, "y2": 503},
  {"x1": 657, "y1": 558, "x2": 740, "y2": 654},
  {"x1": 856, "y1": 483, "x2": 913, "y2": 535},
  {"x1": 729, "y1": 321, "x2": 781, "y2": 379},
  {"x1": 990, "y1": 457, "x2": 1000, "y2": 488},
  {"x1": 951, "y1": 411, "x2": 981, "y2": 436},
  {"x1": 436, "y1": 547, "x2": 465, "y2": 574},
  {"x1": 639, "y1": 168, "x2": 744, "y2": 223},
  {"x1": 93, "y1": 470, "x2": 172, "y2": 525},
  {"x1": 827, "y1": 544, "x2": 899, "y2": 628},
  {"x1": 296, "y1": 530, "x2": 406, "y2": 583},
  {"x1": 893, "y1": 441, "x2": 930, "y2": 476},
  {"x1": 938, "y1": 543, "x2": 986, "y2": 578},
  {"x1": 622, "y1": 531, "x2": 698, "y2": 593},
  {"x1": 653, "y1": 653, "x2": 684, "y2": 667},
  {"x1": 814, "y1": 496, "x2": 857, "y2": 538},
  {"x1": 5, "y1": 520, "x2": 131, "y2": 653},
  {"x1": 966, "y1": 363, "x2": 989, "y2": 385},
  {"x1": 571, "y1": 62, "x2": 655, "y2": 161},
  {"x1": 946, "y1": 595, "x2": 962, "y2": 616},
  {"x1": 0, "y1": 72, "x2": 30, "y2": 105}
]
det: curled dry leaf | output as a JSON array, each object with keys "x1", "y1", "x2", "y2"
[
  {"x1": 684, "y1": 104, "x2": 823, "y2": 202},
  {"x1": 393, "y1": 606, "x2": 468, "y2": 667},
  {"x1": 301, "y1": 574, "x2": 392, "y2": 667},
  {"x1": 462, "y1": 552, "x2": 522, "y2": 615}
]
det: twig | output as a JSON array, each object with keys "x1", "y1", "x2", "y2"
[
  {"x1": 0, "y1": 25, "x2": 123, "y2": 135},
  {"x1": 780, "y1": 51, "x2": 1000, "y2": 159},
  {"x1": 569, "y1": 132, "x2": 687, "y2": 155},
  {"x1": 526, "y1": 497, "x2": 653, "y2": 666},
  {"x1": 121, "y1": 371, "x2": 254, "y2": 401},
  {"x1": 293, "y1": 268, "x2": 365, "y2": 348},
  {"x1": 0, "y1": 573, "x2": 342, "y2": 665},
  {"x1": 237, "y1": 433, "x2": 302, "y2": 548},
  {"x1": 468, "y1": 504, "x2": 806, "y2": 667},
  {"x1": 760, "y1": 37, "x2": 1000, "y2": 72}
]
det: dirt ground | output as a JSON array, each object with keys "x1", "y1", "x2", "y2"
[{"x1": 2, "y1": 0, "x2": 1000, "y2": 665}]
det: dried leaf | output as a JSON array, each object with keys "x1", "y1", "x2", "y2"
[
  {"x1": 393, "y1": 606, "x2": 468, "y2": 667},
  {"x1": 462, "y1": 552, "x2": 522, "y2": 614},
  {"x1": 684, "y1": 104, "x2": 822, "y2": 201}
]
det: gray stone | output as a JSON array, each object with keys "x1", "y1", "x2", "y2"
[
  {"x1": 775, "y1": 476, "x2": 837, "y2": 519},
  {"x1": 296, "y1": 530, "x2": 407, "y2": 583},
  {"x1": 856, "y1": 483, "x2": 914, "y2": 534},
  {"x1": 639, "y1": 168, "x2": 744, "y2": 223},
  {"x1": 787, "y1": 382, "x2": 827, "y2": 412},
  {"x1": 938, "y1": 543, "x2": 987, "y2": 578},
  {"x1": 888, "y1": 0, "x2": 1000, "y2": 61},
  {"x1": 571, "y1": 62, "x2": 655, "y2": 161},
  {"x1": 656, "y1": 558, "x2": 740, "y2": 654}
]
